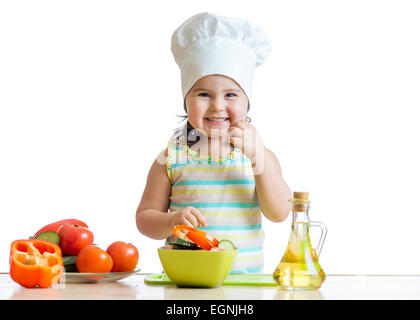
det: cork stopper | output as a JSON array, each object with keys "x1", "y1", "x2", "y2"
[
  {"x1": 291, "y1": 191, "x2": 310, "y2": 212},
  {"x1": 294, "y1": 192, "x2": 309, "y2": 201}
]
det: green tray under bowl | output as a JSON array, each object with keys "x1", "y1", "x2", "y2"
[{"x1": 144, "y1": 273, "x2": 277, "y2": 286}]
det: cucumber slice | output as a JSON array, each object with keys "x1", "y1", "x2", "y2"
[
  {"x1": 171, "y1": 244, "x2": 200, "y2": 250},
  {"x1": 165, "y1": 235, "x2": 200, "y2": 249},
  {"x1": 64, "y1": 264, "x2": 78, "y2": 272},
  {"x1": 33, "y1": 231, "x2": 60, "y2": 245},
  {"x1": 217, "y1": 239, "x2": 236, "y2": 251},
  {"x1": 62, "y1": 256, "x2": 78, "y2": 272},
  {"x1": 62, "y1": 256, "x2": 77, "y2": 266}
]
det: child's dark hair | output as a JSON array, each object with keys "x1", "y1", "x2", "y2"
[{"x1": 172, "y1": 100, "x2": 251, "y2": 147}]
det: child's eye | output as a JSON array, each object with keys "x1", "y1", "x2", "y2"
[
  {"x1": 198, "y1": 92, "x2": 210, "y2": 97},
  {"x1": 225, "y1": 93, "x2": 237, "y2": 97}
]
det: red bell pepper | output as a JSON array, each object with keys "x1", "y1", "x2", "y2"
[
  {"x1": 32, "y1": 218, "x2": 88, "y2": 237},
  {"x1": 173, "y1": 225, "x2": 219, "y2": 250},
  {"x1": 10, "y1": 239, "x2": 64, "y2": 288}
]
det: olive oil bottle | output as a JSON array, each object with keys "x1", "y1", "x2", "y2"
[{"x1": 273, "y1": 192, "x2": 327, "y2": 290}]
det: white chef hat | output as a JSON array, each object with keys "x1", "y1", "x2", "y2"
[{"x1": 171, "y1": 12, "x2": 271, "y2": 100}]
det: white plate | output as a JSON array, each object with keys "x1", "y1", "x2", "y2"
[{"x1": 62, "y1": 269, "x2": 141, "y2": 283}]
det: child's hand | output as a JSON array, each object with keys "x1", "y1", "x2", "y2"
[
  {"x1": 228, "y1": 120, "x2": 265, "y2": 173},
  {"x1": 169, "y1": 206, "x2": 208, "y2": 229}
]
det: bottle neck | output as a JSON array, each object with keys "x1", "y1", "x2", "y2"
[
  {"x1": 290, "y1": 200, "x2": 310, "y2": 223},
  {"x1": 292, "y1": 210, "x2": 310, "y2": 223}
]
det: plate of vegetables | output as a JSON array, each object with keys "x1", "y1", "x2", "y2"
[{"x1": 9, "y1": 218, "x2": 141, "y2": 287}]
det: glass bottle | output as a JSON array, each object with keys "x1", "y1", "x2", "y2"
[{"x1": 273, "y1": 192, "x2": 327, "y2": 290}]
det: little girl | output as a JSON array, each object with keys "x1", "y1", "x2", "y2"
[{"x1": 136, "y1": 12, "x2": 292, "y2": 273}]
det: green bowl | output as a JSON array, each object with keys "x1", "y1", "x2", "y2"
[{"x1": 157, "y1": 248, "x2": 237, "y2": 288}]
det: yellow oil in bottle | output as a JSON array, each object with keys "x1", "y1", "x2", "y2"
[
  {"x1": 273, "y1": 222, "x2": 325, "y2": 290},
  {"x1": 273, "y1": 192, "x2": 327, "y2": 290}
]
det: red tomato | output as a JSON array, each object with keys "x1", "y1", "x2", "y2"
[
  {"x1": 76, "y1": 245, "x2": 113, "y2": 273},
  {"x1": 33, "y1": 219, "x2": 88, "y2": 237},
  {"x1": 106, "y1": 241, "x2": 139, "y2": 272},
  {"x1": 57, "y1": 224, "x2": 94, "y2": 256}
]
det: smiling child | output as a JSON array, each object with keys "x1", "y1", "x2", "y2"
[{"x1": 136, "y1": 12, "x2": 292, "y2": 273}]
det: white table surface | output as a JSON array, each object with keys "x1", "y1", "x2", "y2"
[{"x1": 1, "y1": 273, "x2": 420, "y2": 300}]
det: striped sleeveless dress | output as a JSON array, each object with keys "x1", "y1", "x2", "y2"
[{"x1": 165, "y1": 138, "x2": 265, "y2": 273}]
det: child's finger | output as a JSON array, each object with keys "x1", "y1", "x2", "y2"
[
  {"x1": 228, "y1": 127, "x2": 243, "y2": 138},
  {"x1": 185, "y1": 212, "x2": 200, "y2": 228},
  {"x1": 178, "y1": 215, "x2": 194, "y2": 228},
  {"x1": 230, "y1": 120, "x2": 247, "y2": 130},
  {"x1": 190, "y1": 207, "x2": 207, "y2": 228},
  {"x1": 230, "y1": 136, "x2": 243, "y2": 151},
  {"x1": 181, "y1": 212, "x2": 198, "y2": 228}
]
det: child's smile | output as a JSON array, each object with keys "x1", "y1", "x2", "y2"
[
  {"x1": 205, "y1": 116, "x2": 230, "y2": 125},
  {"x1": 204, "y1": 115, "x2": 230, "y2": 133}
]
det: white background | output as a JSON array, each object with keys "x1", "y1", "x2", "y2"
[{"x1": 1, "y1": 0, "x2": 419, "y2": 275}]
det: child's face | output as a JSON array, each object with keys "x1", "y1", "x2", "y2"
[{"x1": 185, "y1": 74, "x2": 249, "y2": 138}]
